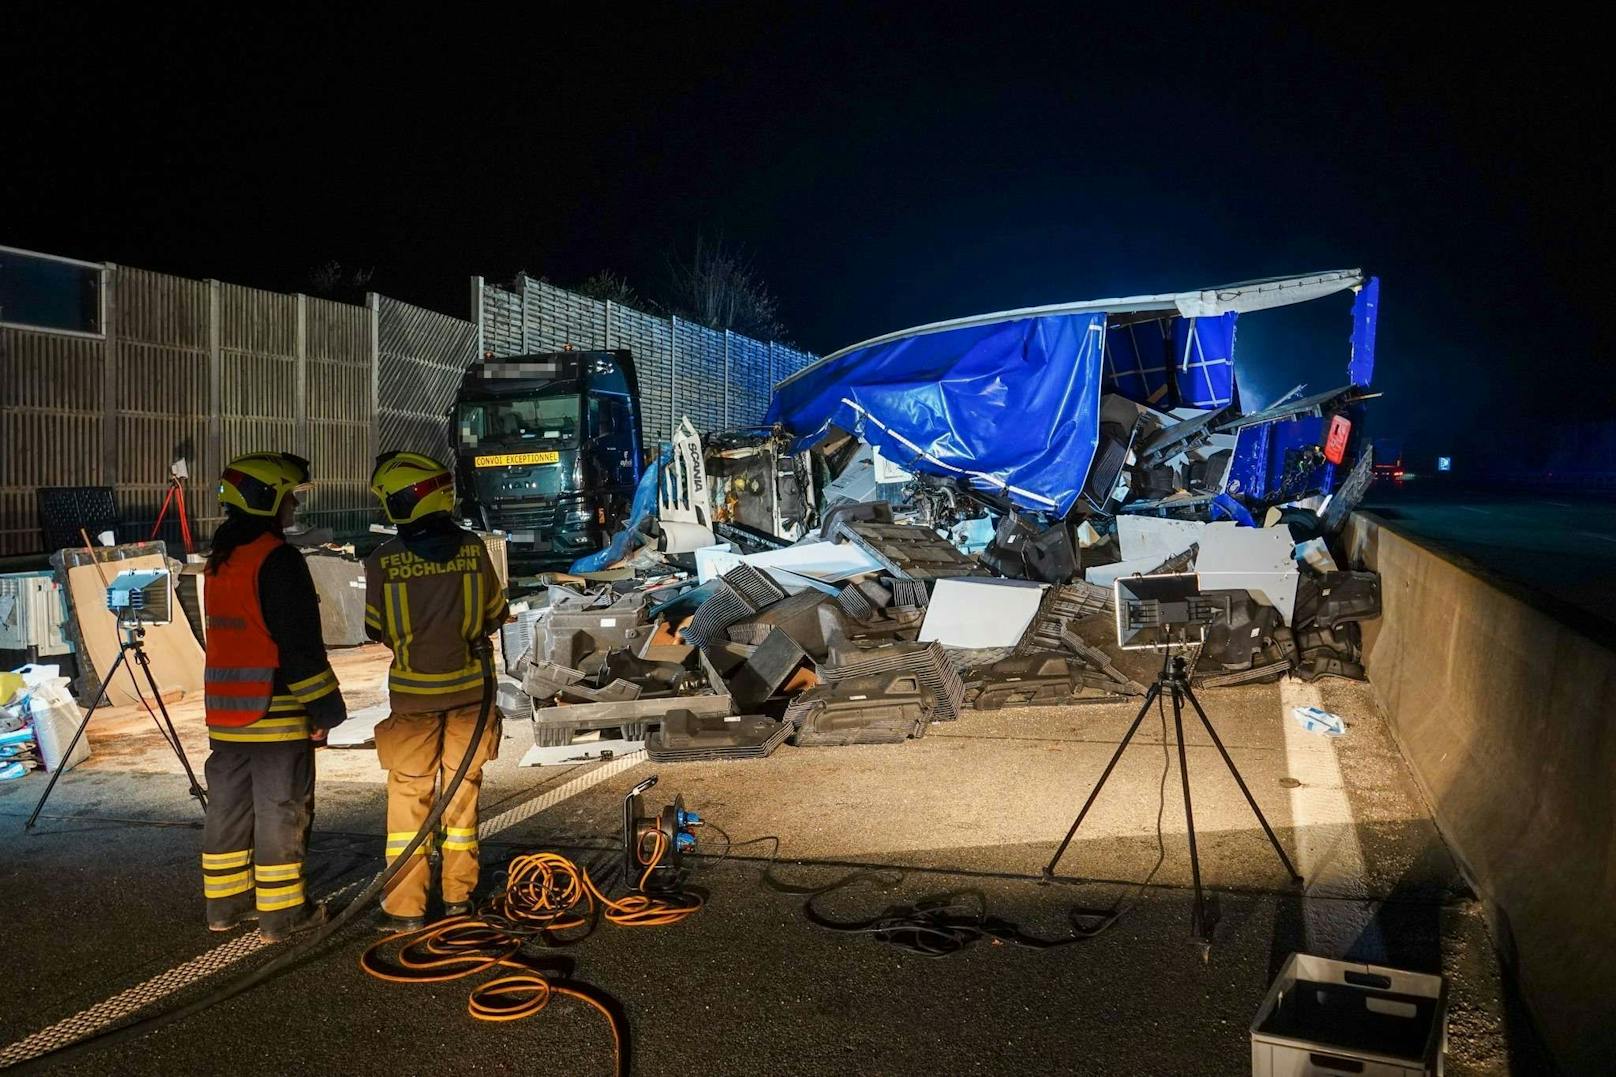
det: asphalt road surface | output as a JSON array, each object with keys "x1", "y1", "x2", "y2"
[
  {"x1": 0, "y1": 644, "x2": 1548, "y2": 1075},
  {"x1": 1362, "y1": 483, "x2": 1616, "y2": 631}
]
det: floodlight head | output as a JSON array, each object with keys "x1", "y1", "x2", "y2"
[
  {"x1": 1114, "y1": 572, "x2": 1232, "y2": 650},
  {"x1": 105, "y1": 568, "x2": 174, "y2": 628}
]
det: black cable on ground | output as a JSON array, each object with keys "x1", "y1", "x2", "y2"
[
  {"x1": 6, "y1": 644, "x2": 501, "y2": 1074},
  {"x1": 716, "y1": 697, "x2": 1175, "y2": 960}
]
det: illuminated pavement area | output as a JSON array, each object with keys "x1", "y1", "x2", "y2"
[{"x1": 0, "y1": 646, "x2": 1549, "y2": 1074}]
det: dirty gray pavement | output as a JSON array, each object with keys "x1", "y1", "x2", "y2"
[{"x1": 0, "y1": 655, "x2": 1545, "y2": 1075}]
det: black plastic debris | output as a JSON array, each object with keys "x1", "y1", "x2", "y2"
[
  {"x1": 823, "y1": 640, "x2": 967, "y2": 720},
  {"x1": 980, "y1": 514, "x2": 1078, "y2": 584},
  {"x1": 884, "y1": 576, "x2": 929, "y2": 608},
  {"x1": 725, "y1": 589, "x2": 831, "y2": 656},
  {"x1": 726, "y1": 627, "x2": 810, "y2": 711},
  {"x1": 831, "y1": 519, "x2": 992, "y2": 581},
  {"x1": 644, "y1": 711, "x2": 791, "y2": 762},
  {"x1": 786, "y1": 671, "x2": 933, "y2": 745},
  {"x1": 1017, "y1": 582, "x2": 1114, "y2": 653},
  {"x1": 1294, "y1": 571, "x2": 1382, "y2": 630},
  {"x1": 723, "y1": 562, "x2": 788, "y2": 609},
  {"x1": 970, "y1": 653, "x2": 1127, "y2": 709}
]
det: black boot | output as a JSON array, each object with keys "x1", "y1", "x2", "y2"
[
  {"x1": 373, "y1": 908, "x2": 426, "y2": 934},
  {"x1": 260, "y1": 903, "x2": 329, "y2": 943},
  {"x1": 207, "y1": 909, "x2": 259, "y2": 933},
  {"x1": 442, "y1": 900, "x2": 474, "y2": 918}
]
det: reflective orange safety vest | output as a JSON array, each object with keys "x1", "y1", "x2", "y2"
[{"x1": 203, "y1": 532, "x2": 282, "y2": 728}]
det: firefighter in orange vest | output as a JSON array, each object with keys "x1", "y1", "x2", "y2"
[
  {"x1": 201, "y1": 452, "x2": 346, "y2": 941},
  {"x1": 364, "y1": 452, "x2": 508, "y2": 932}
]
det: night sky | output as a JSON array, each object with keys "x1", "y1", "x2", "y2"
[{"x1": 4, "y1": 5, "x2": 1606, "y2": 465}]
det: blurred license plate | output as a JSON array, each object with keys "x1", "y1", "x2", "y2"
[{"x1": 475, "y1": 451, "x2": 559, "y2": 467}]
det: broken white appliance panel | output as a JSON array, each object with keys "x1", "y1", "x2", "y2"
[
  {"x1": 917, "y1": 577, "x2": 1048, "y2": 648},
  {"x1": 1194, "y1": 522, "x2": 1300, "y2": 624}
]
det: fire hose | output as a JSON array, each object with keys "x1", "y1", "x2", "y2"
[{"x1": 8, "y1": 640, "x2": 505, "y2": 1073}]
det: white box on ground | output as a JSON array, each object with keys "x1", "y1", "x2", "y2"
[
  {"x1": 918, "y1": 578, "x2": 1047, "y2": 648},
  {"x1": 1251, "y1": 953, "x2": 1447, "y2": 1077},
  {"x1": 1197, "y1": 522, "x2": 1300, "y2": 624}
]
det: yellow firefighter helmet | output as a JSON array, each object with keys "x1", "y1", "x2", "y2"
[
  {"x1": 369, "y1": 451, "x2": 456, "y2": 525},
  {"x1": 218, "y1": 452, "x2": 311, "y2": 517}
]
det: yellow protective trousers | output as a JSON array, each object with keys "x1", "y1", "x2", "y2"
[{"x1": 374, "y1": 703, "x2": 500, "y2": 918}]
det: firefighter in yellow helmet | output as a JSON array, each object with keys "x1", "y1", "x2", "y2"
[
  {"x1": 201, "y1": 452, "x2": 346, "y2": 941},
  {"x1": 364, "y1": 452, "x2": 508, "y2": 931}
]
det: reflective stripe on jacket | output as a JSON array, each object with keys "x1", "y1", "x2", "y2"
[
  {"x1": 364, "y1": 531, "x2": 508, "y2": 714},
  {"x1": 207, "y1": 694, "x2": 312, "y2": 743},
  {"x1": 204, "y1": 533, "x2": 282, "y2": 728}
]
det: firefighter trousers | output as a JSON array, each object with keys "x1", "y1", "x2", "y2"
[
  {"x1": 374, "y1": 704, "x2": 500, "y2": 918},
  {"x1": 200, "y1": 739, "x2": 316, "y2": 932}
]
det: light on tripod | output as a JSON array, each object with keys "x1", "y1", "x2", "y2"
[
  {"x1": 1114, "y1": 573, "x2": 1234, "y2": 651},
  {"x1": 1044, "y1": 569, "x2": 1302, "y2": 946},
  {"x1": 105, "y1": 569, "x2": 174, "y2": 628}
]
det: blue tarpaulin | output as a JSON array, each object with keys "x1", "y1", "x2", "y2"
[
  {"x1": 1102, "y1": 314, "x2": 1236, "y2": 410},
  {"x1": 1349, "y1": 276, "x2": 1379, "y2": 386},
  {"x1": 766, "y1": 312, "x2": 1106, "y2": 516},
  {"x1": 569, "y1": 443, "x2": 671, "y2": 573},
  {"x1": 1175, "y1": 313, "x2": 1237, "y2": 409}
]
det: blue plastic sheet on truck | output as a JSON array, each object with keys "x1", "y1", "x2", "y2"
[
  {"x1": 1175, "y1": 313, "x2": 1237, "y2": 408},
  {"x1": 1102, "y1": 314, "x2": 1236, "y2": 411},
  {"x1": 570, "y1": 443, "x2": 671, "y2": 573},
  {"x1": 766, "y1": 312, "x2": 1106, "y2": 516},
  {"x1": 1349, "y1": 276, "x2": 1379, "y2": 386}
]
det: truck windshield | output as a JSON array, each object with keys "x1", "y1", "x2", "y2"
[{"x1": 457, "y1": 394, "x2": 582, "y2": 448}]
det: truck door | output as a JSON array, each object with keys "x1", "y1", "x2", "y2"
[{"x1": 589, "y1": 393, "x2": 639, "y2": 490}]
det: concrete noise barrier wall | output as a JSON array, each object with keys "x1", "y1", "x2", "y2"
[{"x1": 1344, "y1": 514, "x2": 1616, "y2": 1071}]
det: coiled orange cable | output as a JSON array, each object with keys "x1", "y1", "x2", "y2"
[{"x1": 359, "y1": 832, "x2": 700, "y2": 1075}]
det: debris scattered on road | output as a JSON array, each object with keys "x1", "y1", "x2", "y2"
[
  {"x1": 1291, "y1": 705, "x2": 1348, "y2": 736},
  {"x1": 478, "y1": 271, "x2": 1389, "y2": 755}
]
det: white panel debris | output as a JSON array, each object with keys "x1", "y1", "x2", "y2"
[
  {"x1": 918, "y1": 577, "x2": 1048, "y2": 648},
  {"x1": 1196, "y1": 522, "x2": 1300, "y2": 624}
]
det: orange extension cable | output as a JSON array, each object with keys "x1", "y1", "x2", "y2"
[{"x1": 359, "y1": 830, "x2": 701, "y2": 1076}]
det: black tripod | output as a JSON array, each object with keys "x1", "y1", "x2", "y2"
[
  {"x1": 24, "y1": 619, "x2": 208, "y2": 830},
  {"x1": 1042, "y1": 650, "x2": 1300, "y2": 941}
]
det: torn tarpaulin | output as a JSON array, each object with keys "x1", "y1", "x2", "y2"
[{"x1": 767, "y1": 311, "x2": 1108, "y2": 515}]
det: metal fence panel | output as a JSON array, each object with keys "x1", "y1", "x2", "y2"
[
  {"x1": 377, "y1": 295, "x2": 477, "y2": 459},
  {"x1": 0, "y1": 326, "x2": 106, "y2": 554},
  {"x1": 612, "y1": 305, "x2": 675, "y2": 441},
  {"x1": 477, "y1": 276, "x2": 814, "y2": 444}
]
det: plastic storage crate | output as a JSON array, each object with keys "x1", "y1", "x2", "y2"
[
  {"x1": 1251, "y1": 954, "x2": 1447, "y2": 1076},
  {"x1": 0, "y1": 573, "x2": 73, "y2": 657}
]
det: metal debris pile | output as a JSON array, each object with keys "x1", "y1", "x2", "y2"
[
  {"x1": 501, "y1": 271, "x2": 1389, "y2": 763},
  {"x1": 504, "y1": 447, "x2": 1381, "y2": 766}
]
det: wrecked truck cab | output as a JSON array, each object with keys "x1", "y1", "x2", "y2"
[
  {"x1": 453, "y1": 350, "x2": 644, "y2": 566},
  {"x1": 767, "y1": 269, "x2": 1380, "y2": 527}
]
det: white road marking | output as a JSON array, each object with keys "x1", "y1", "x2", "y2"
[
  {"x1": 0, "y1": 752, "x2": 646, "y2": 1067},
  {"x1": 1277, "y1": 678, "x2": 1379, "y2": 954}
]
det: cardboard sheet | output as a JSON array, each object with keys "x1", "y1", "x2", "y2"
[{"x1": 63, "y1": 554, "x2": 205, "y2": 707}]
